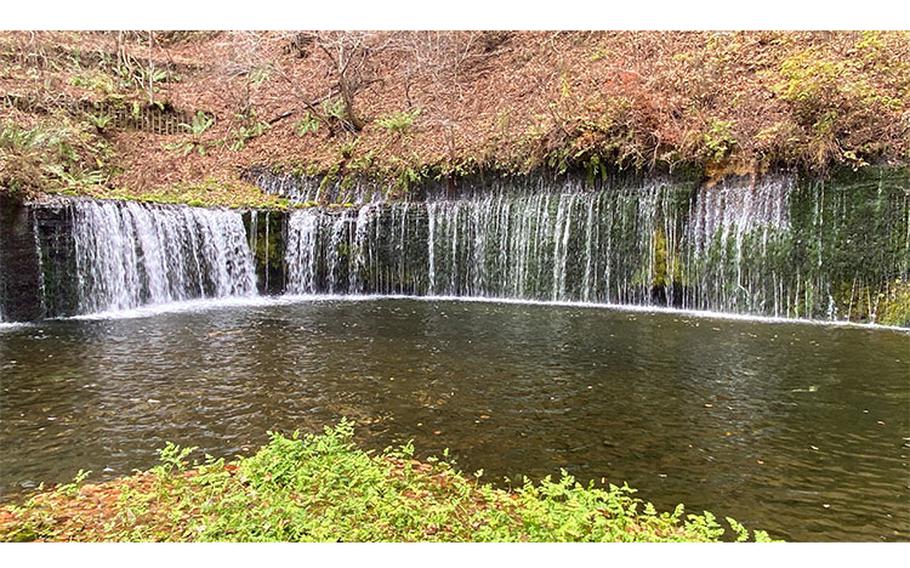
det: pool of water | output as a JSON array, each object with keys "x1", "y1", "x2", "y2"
[{"x1": 0, "y1": 297, "x2": 908, "y2": 541}]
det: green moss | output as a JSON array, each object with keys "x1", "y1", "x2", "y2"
[
  {"x1": 47, "y1": 178, "x2": 292, "y2": 210},
  {"x1": 878, "y1": 280, "x2": 910, "y2": 327}
]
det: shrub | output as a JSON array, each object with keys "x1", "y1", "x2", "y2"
[
  {"x1": 702, "y1": 119, "x2": 737, "y2": 163},
  {"x1": 0, "y1": 421, "x2": 777, "y2": 542},
  {"x1": 772, "y1": 46, "x2": 905, "y2": 169}
]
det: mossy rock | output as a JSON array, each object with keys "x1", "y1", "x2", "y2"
[{"x1": 878, "y1": 280, "x2": 910, "y2": 327}]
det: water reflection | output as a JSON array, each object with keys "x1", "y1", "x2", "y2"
[{"x1": 0, "y1": 298, "x2": 907, "y2": 541}]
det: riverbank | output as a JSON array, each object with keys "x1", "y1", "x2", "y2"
[{"x1": 0, "y1": 421, "x2": 774, "y2": 542}]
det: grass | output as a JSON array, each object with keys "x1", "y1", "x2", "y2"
[
  {"x1": 0, "y1": 119, "x2": 112, "y2": 199},
  {"x1": 0, "y1": 420, "x2": 776, "y2": 542},
  {"x1": 32, "y1": 176, "x2": 293, "y2": 210}
]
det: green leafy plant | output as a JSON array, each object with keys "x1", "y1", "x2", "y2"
[
  {"x1": 85, "y1": 111, "x2": 113, "y2": 132},
  {"x1": 294, "y1": 112, "x2": 320, "y2": 137},
  {"x1": 338, "y1": 138, "x2": 358, "y2": 159},
  {"x1": 229, "y1": 110, "x2": 269, "y2": 151},
  {"x1": 229, "y1": 122, "x2": 269, "y2": 151},
  {"x1": 322, "y1": 98, "x2": 346, "y2": 121},
  {"x1": 180, "y1": 111, "x2": 215, "y2": 138},
  {"x1": 165, "y1": 111, "x2": 215, "y2": 156},
  {"x1": 43, "y1": 164, "x2": 108, "y2": 189},
  {"x1": 0, "y1": 120, "x2": 111, "y2": 196},
  {"x1": 68, "y1": 71, "x2": 116, "y2": 95},
  {"x1": 702, "y1": 119, "x2": 737, "y2": 162},
  {"x1": 153, "y1": 442, "x2": 198, "y2": 476},
  {"x1": 376, "y1": 108, "x2": 421, "y2": 134},
  {"x1": 56, "y1": 469, "x2": 92, "y2": 498},
  {"x1": 0, "y1": 421, "x2": 778, "y2": 542},
  {"x1": 108, "y1": 51, "x2": 169, "y2": 94}
]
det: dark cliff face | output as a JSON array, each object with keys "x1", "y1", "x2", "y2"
[
  {"x1": 242, "y1": 209, "x2": 288, "y2": 296},
  {"x1": 32, "y1": 202, "x2": 78, "y2": 317},
  {"x1": 0, "y1": 196, "x2": 45, "y2": 321}
]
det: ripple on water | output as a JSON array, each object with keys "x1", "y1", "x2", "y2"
[{"x1": 0, "y1": 297, "x2": 908, "y2": 541}]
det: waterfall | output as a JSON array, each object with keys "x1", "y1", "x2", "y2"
[
  {"x1": 686, "y1": 177, "x2": 792, "y2": 315},
  {"x1": 282, "y1": 174, "x2": 910, "y2": 321},
  {"x1": 285, "y1": 209, "x2": 321, "y2": 294},
  {"x1": 285, "y1": 180, "x2": 686, "y2": 304},
  {"x1": 244, "y1": 168, "x2": 386, "y2": 205},
  {"x1": 4, "y1": 171, "x2": 905, "y2": 323},
  {"x1": 68, "y1": 199, "x2": 256, "y2": 314}
]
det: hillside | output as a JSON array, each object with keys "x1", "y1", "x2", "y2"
[{"x1": 1, "y1": 31, "x2": 909, "y2": 206}]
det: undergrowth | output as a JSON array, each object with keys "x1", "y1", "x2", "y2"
[
  {"x1": 0, "y1": 421, "x2": 776, "y2": 543},
  {"x1": 0, "y1": 119, "x2": 112, "y2": 199}
]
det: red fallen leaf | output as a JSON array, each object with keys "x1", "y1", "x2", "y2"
[{"x1": 225, "y1": 464, "x2": 239, "y2": 473}]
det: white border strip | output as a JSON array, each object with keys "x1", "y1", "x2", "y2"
[
  {"x1": 3, "y1": 1, "x2": 908, "y2": 31},
  {"x1": 0, "y1": 541, "x2": 905, "y2": 567}
]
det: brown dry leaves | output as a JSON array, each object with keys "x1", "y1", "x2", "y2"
[{"x1": 2, "y1": 31, "x2": 908, "y2": 199}]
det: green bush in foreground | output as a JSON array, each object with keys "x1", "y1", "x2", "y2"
[{"x1": 0, "y1": 420, "x2": 776, "y2": 542}]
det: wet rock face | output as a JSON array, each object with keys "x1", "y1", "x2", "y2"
[
  {"x1": 0, "y1": 196, "x2": 46, "y2": 321},
  {"x1": 243, "y1": 209, "x2": 288, "y2": 296},
  {"x1": 276, "y1": 171, "x2": 910, "y2": 323},
  {"x1": 32, "y1": 202, "x2": 79, "y2": 318}
]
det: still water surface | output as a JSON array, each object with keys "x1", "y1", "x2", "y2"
[{"x1": 1, "y1": 297, "x2": 908, "y2": 541}]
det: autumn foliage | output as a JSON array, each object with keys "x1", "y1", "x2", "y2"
[{"x1": 1, "y1": 31, "x2": 908, "y2": 203}]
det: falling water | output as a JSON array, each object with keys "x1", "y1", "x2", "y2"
[
  {"x1": 284, "y1": 181, "x2": 685, "y2": 303},
  {"x1": 3, "y1": 172, "x2": 906, "y2": 323},
  {"x1": 243, "y1": 168, "x2": 386, "y2": 205},
  {"x1": 685, "y1": 177, "x2": 792, "y2": 315},
  {"x1": 68, "y1": 199, "x2": 256, "y2": 314},
  {"x1": 285, "y1": 209, "x2": 321, "y2": 294},
  {"x1": 282, "y1": 174, "x2": 910, "y2": 321}
]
